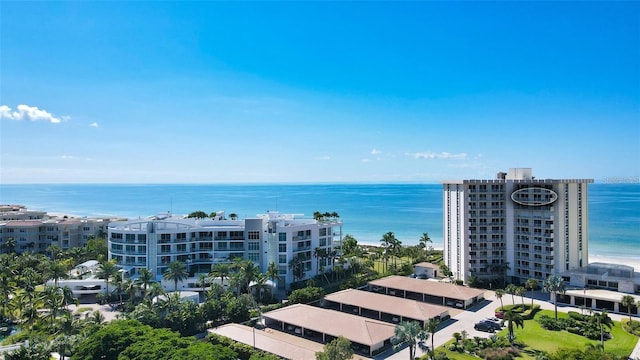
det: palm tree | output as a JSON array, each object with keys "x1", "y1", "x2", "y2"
[
  {"x1": 266, "y1": 261, "x2": 281, "y2": 296},
  {"x1": 197, "y1": 273, "x2": 208, "y2": 294},
  {"x1": 137, "y1": 268, "x2": 153, "y2": 299},
  {"x1": 542, "y1": 274, "x2": 566, "y2": 320},
  {"x1": 525, "y1": 278, "x2": 538, "y2": 309},
  {"x1": 516, "y1": 286, "x2": 527, "y2": 307},
  {"x1": 209, "y1": 263, "x2": 230, "y2": 289},
  {"x1": 60, "y1": 286, "x2": 77, "y2": 311},
  {"x1": 391, "y1": 320, "x2": 427, "y2": 360},
  {"x1": 621, "y1": 294, "x2": 636, "y2": 322},
  {"x1": 4, "y1": 237, "x2": 16, "y2": 254},
  {"x1": 96, "y1": 260, "x2": 119, "y2": 301},
  {"x1": 503, "y1": 309, "x2": 524, "y2": 344},
  {"x1": 313, "y1": 247, "x2": 326, "y2": 275},
  {"x1": 48, "y1": 261, "x2": 69, "y2": 288},
  {"x1": 595, "y1": 310, "x2": 613, "y2": 348},
  {"x1": 424, "y1": 317, "x2": 440, "y2": 360},
  {"x1": 147, "y1": 282, "x2": 165, "y2": 301},
  {"x1": 379, "y1": 233, "x2": 392, "y2": 273},
  {"x1": 251, "y1": 273, "x2": 271, "y2": 303},
  {"x1": 288, "y1": 253, "x2": 307, "y2": 282},
  {"x1": 419, "y1": 232, "x2": 432, "y2": 258},
  {"x1": 42, "y1": 285, "x2": 63, "y2": 329},
  {"x1": 163, "y1": 260, "x2": 188, "y2": 291},
  {"x1": 240, "y1": 260, "x2": 260, "y2": 295},
  {"x1": 124, "y1": 278, "x2": 138, "y2": 305},
  {"x1": 495, "y1": 289, "x2": 505, "y2": 311},
  {"x1": 505, "y1": 284, "x2": 517, "y2": 305}
]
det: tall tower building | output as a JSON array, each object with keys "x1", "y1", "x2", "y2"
[{"x1": 442, "y1": 168, "x2": 593, "y2": 285}]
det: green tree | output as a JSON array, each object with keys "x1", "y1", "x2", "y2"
[
  {"x1": 187, "y1": 210, "x2": 208, "y2": 218},
  {"x1": 595, "y1": 310, "x2": 613, "y2": 348},
  {"x1": 5, "y1": 337, "x2": 51, "y2": 360},
  {"x1": 315, "y1": 336, "x2": 354, "y2": 360},
  {"x1": 391, "y1": 320, "x2": 427, "y2": 360},
  {"x1": 505, "y1": 284, "x2": 517, "y2": 305},
  {"x1": 495, "y1": 289, "x2": 505, "y2": 310},
  {"x1": 137, "y1": 268, "x2": 154, "y2": 299},
  {"x1": 288, "y1": 253, "x2": 307, "y2": 282},
  {"x1": 266, "y1": 261, "x2": 281, "y2": 294},
  {"x1": 516, "y1": 286, "x2": 527, "y2": 307},
  {"x1": 341, "y1": 234, "x2": 358, "y2": 256},
  {"x1": 287, "y1": 286, "x2": 324, "y2": 304},
  {"x1": 419, "y1": 232, "x2": 432, "y2": 257},
  {"x1": 621, "y1": 294, "x2": 636, "y2": 322},
  {"x1": 424, "y1": 317, "x2": 440, "y2": 360},
  {"x1": 96, "y1": 260, "x2": 119, "y2": 301},
  {"x1": 210, "y1": 263, "x2": 231, "y2": 289},
  {"x1": 163, "y1": 260, "x2": 188, "y2": 291},
  {"x1": 526, "y1": 278, "x2": 539, "y2": 308},
  {"x1": 543, "y1": 274, "x2": 566, "y2": 320},
  {"x1": 48, "y1": 260, "x2": 69, "y2": 288},
  {"x1": 503, "y1": 309, "x2": 524, "y2": 344}
]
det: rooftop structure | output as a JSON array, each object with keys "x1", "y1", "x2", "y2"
[
  {"x1": 367, "y1": 275, "x2": 485, "y2": 309},
  {"x1": 262, "y1": 303, "x2": 395, "y2": 357},
  {"x1": 323, "y1": 288, "x2": 450, "y2": 325}
]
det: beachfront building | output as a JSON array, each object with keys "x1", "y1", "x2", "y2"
[
  {"x1": 0, "y1": 205, "x2": 111, "y2": 254},
  {"x1": 107, "y1": 211, "x2": 342, "y2": 290},
  {"x1": 442, "y1": 168, "x2": 593, "y2": 285}
]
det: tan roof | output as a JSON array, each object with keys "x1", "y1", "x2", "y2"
[
  {"x1": 414, "y1": 262, "x2": 440, "y2": 270},
  {"x1": 565, "y1": 289, "x2": 640, "y2": 303},
  {"x1": 324, "y1": 289, "x2": 449, "y2": 321},
  {"x1": 262, "y1": 304, "x2": 396, "y2": 346},
  {"x1": 369, "y1": 275, "x2": 485, "y2": 301},
  {"x1": 4, "y1": 220, "x2": 44, "y2": 227},
  {"x1": 211, "y1": 323, "x2": 323, "y2": 360}
]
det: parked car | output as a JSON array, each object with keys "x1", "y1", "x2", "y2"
[
  {"x1": 474, "y1": 320, "x2": 501, "y2": 333},
  {"x1": 417, "y1": 274, "x2": 428, "y2": 279},
  {"x1": 484, "y1": 317, "x2": 503, "y2": 325}
]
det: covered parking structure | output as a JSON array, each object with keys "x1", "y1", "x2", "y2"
[
  {"x1": 322, "y1": 288, "x2": 450, "y2": 326},
  {"x1": 367, "y1": 275, "x2": 486, "y2": 309},
  {"x1": 555, "y1": 289, "x2": 640, "y2": 316},
  {"x1": 262, "y1": 304, "x2": 396, "y2": 357}
]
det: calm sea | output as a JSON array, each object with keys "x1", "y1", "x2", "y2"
[{"x1": 0, "y1": 183, "x2": 638, "y2": 263}]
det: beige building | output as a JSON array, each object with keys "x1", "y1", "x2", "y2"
[
  {"x1": 442, "y1": 168, "x2": 593, "y2": 285},
  {"x1": 0, "y1": 205, "x2": 110, "y2": 254}
]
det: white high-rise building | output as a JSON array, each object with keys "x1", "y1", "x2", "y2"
[
  {"x1": 442, "y1": 168, "x2": 593, "y2": 285},
  {"x1": 107, "y1": 211, "x2": 342, "y2": 290}
]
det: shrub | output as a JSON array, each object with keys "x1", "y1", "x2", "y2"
[
  {"x1": 623, "y1": 319, "x2": 640, "y2": 336},
  {"x1": 567, "y1": 311, "x2": 586, "y2": 322},
  {"x1": 537, "y1": 315, "x2": 564, "y2": 331}
]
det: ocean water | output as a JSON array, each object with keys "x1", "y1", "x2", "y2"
[{"x1": 0, "y1": 183, "x2": 638, "y2": 265}]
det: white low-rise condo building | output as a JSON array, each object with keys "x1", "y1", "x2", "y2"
[
  {"x1": 108, "y1": 211, "x2": 342, "y2": 290},
  {"x1": 442, "y1": 168, "x2": 593, "y2": 285}
]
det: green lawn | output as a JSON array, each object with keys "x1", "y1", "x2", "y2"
[{"x1": 440, "y1": 310, "x2": 638, "y2": 359}]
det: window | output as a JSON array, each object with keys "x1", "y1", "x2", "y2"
[
  {"x1": 248, "y1": 253, "x2": 259, "y2": 262},
  {"x1": 160, "y1": 234, "x2": 171, "y2": 241},
  {"x1": 319, "y1": 228, "x2": 327, "y2": 236},
  {"x1": 279, "y1": 233, "x2": 287, "y2": 242},
  {"x1": 319, "y1": 238, "x2": 326, "y2": 247},
  {"x1": 176, "y1": 244, "x2": 187, "y2": 252},
  {"x1": 248, "y1": 242, "x2": 260, "y2": 251},
  {"x1": 279, "y1": 255, "x2": 287, "y2": 264},
  {"x1": 279, "y1": 243, "x2": 287, "y2": 252},
  {"x1": 138, "y1": 234, "x2": 146, "y2": 242},
  {"x1": 160, "y1": 245, "x2": 170, "y2": 253},
  {"x1": 248, "y1": 231, "x2": 260, "y2": 240},
  {"x1": 126, "y1": 234, "x2": 136, "y2": 241},
  {"x1": 176, "y1": 233, "x2": 186, "y2": 241}
]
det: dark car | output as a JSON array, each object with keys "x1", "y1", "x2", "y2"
[{"x1": 474, "y1": 321, "x2": 500, "y2": 333}]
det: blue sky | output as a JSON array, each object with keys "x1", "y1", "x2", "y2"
[{"x1": 1, "y1": 1, "x2": 638, "y2": 184}]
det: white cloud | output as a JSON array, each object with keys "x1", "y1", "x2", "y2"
[
  {"x1": 410, "y1": 151, "x2": 468, "y2": 160},
  {"x1": 89, "y1": 122, "x2": 99, "y2": 127},
  {"x1": 371, "y1": 149, "x2": 382, "y2": 155},
  {"x1": 316, "y1": 155, "x2": 331, "y2": 160},
  {"x1": 0, "y1": 104, "x2": 66, "y2": 123},
  {"x1": 361, "y1": 158, "x2": 371, "y2": 163}
]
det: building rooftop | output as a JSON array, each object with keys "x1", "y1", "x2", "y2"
[
  {"x1": 262, "y1": 304, "x2": 395, "y2": 347},
  {"x1": 324, "y1": 289, "x2": 449, "y2": 321},
  {"x1": 414, "y1": 262, "x2": 440, "y2": 270},
  {"x1": 369, "y1": 275, "x2": 485, "y2": 301}
]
